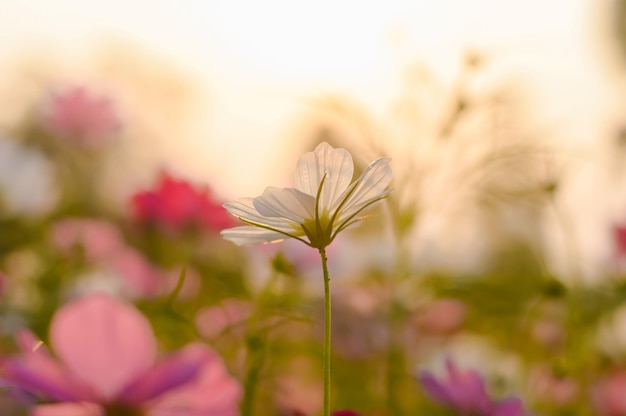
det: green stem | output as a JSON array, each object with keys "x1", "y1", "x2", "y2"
[
  {"x1": 241, "y1": 272, "x2": 278, "y2": 416},
  {"x1": 319, "y1": 247, "x2": 331, "y2": 416},
  {"x1": 241, "y1": 336, "x2": 264, "y2": 416},
  {"x1": 385, "y1": 309, "x2": 402, "y2": 415}
]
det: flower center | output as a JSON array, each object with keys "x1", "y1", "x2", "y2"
[
  {"x1": 302, "y1": 211, "x2": 333, "y2": 249},
  {"x1": 104, "y1": 403, "x2": 145, "y2": 416}
]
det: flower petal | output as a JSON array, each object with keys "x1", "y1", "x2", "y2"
[
  {"x1": 335, "y1": 158, "x2": 392, "y2": 223},
  {"x1": 2, "y1": 330, "x2": 96, "y2": 401},
  {"x1": 120, "y1": 344, "x2": 210, "y2": 404},
  {"x1": 224, "y1": 198, "x2": 296, "y2": 229},
  {"x1": 147, "y1": 344, "x2": 242, "y2": 416},
  {"x1": 295, "y1": 142, "x2": 354, "y2": 210},
  {"x1": 32, "y1": 403, "x2": 104, "y2": 416},
  {"x1": 221, "y1": 226, "x2": 294, "y2": 245},
  {"x1": 492, "y1": 398, "x2": 526, "y2": 416},
  {"x1": 50, "y1": 293, "x2": 157, "y2": 400},
  {"x1": 418, "y1": 371, "x2": 454, "y2": 405},
  {"x1": 253, "y1": 187, "x2": 315, "y2": 222},
  {"x1": 2, "y1": 351, "x2": 95, "y2": 402}
]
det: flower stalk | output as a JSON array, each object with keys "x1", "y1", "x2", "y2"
[{"x1": 320, "y1": 246, "x2": 331, "y2": 416}]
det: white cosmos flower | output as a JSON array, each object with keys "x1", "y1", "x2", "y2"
[{"x1": 221, "y1": 142, "x2": 392, "y2": 249}]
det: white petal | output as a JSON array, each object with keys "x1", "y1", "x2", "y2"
[
  {"x1": 253, "y1": 187, "x2": 315, "y2": 223},
  {"x1": 294, "y1": 142, "x2": 354, "y2": 210},
  {"x1": 224, "y1": 198, "x2": 295, "y2": 229},
  {"x1": 220, "y1": 226, "x2": 290, "y2": 245},
  {"x1": 336, "y1": 158, "x2": 392, "y2": 222}
]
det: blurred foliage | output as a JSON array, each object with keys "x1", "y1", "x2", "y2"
[{"x1": 1, "y1": 46, "x2": 626, "y2": 416}]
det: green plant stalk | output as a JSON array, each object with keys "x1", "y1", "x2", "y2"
[
  {"x1": 319, "y1": 247, "x2": 331, "y2": 416},
  {"x1": 240, "y1": 271, "x2": 279, "y2": 416},
  {"x1": 241, "y1": 341, "x2": 264, "y2": 416},
  {"x1": 385, "y1": 314, "x2": 403, "y2": 415}
]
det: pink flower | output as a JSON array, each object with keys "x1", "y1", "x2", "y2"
[
  {"x1": 614, "y1": 225, "x2": 626, "y2": 259},
  {"x1": 2, "y1": 293, "x2": 241, "y2": 416},
  {"x1": 416, "y1": 299, "x2": 467, "y2": 335},
  {"x1": 0, "y1": 271, "x2": 6, "y2": 296},
  {"x1": 591, "y1": 369, "x2": 626, "y2": 416},
  {"x1": 131, "y1": 172, "x2": 234, "y2": 233},
  {"x1": 50, "y1": 219, "x2": 124, "y2": 263},
  {"x1": 40, "y1": 85, "x2": 120, "y2": 147},
  {"x1": 50, "y1": 219, "x2": 162, "y2": 298},
  {"x1": 418, "y1": 360, "x2": 528, "y2": 416},
  {"x1": 195, "y1": 299, "x2": 252, "y2": 340},
  {"x1": 332, "y1": 411, "x2": 362, "y2": 416},
  {"x1": 529, "y1": 365, "x2": 578, "y2": 406}
]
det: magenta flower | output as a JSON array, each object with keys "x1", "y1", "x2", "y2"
[
  {"x1": 131, "y1": 172, "x2": 234, "y2": 233},
  {"x1": 2, "y1": 293, "x2": 241, "y2": 415},
  {"x1": 418, "y1": 360, "x2": 527, "y2": 416},
  {"x1": 332, "y1": 411, "x2": 362, "y2": 416},
  {"x1": 40, "y1": 85, "x2": 121, "y2": 147}
]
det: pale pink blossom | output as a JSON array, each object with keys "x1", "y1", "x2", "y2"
[
  {"x1": 2, "y1": 293, "x2": 241, "y2": 416},
  {"x1": 416, "y1": 298, "x2": 467, "y2": 335},
  {"x1": 50, "y1": 219, "x2": 124, "y2": 263},
  {"x1": 195, "y1": 299, "x2": 253, "y2": 339},
  {"x1": 40, "y1": 85, "x2": 120, "y2": 147},
  {"x1": 274, "y1": 373, "x2": 323, "y2": 416},
  {"x1": 591, "y1": 369, "x2": 626, "y2": 416},
  {"x1": 50, "y1": 218, "x2": 163, "y2": 298},
  {"x1": 529, "y1": 365, "x2": 578, "y2": 406}
]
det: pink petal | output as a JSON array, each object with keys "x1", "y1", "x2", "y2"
[
  {"x1": 492, "y1": 398, "x2": 526, "y2": 416},
  {"x1": 50, "y1": 293, "x2": 157, "y2": 401},
  {"x1": 32, "y1": 402, "x2": 104, "y2": 416},
  {"x1": 110, "y1": 248, "x2": 161, "y2": 298},
  {"x1": 120, "y1": 344, "x2": 211, "y2": 404},
  {"x1": 147, "y1": 344, "x2": 242, "y2": 416},
  {"x1": 3, "y1": 331, "x2": 96, "y2": 401}
]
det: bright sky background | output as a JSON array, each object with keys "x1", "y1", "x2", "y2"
[{"x1": 0, "y1": 0, "x2": 619, "y2": 195}]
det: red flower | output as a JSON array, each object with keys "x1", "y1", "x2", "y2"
[{"x1": 131, "y1": 172, "x2": 234, "y2": 232}]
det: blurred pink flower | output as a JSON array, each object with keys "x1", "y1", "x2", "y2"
[
  {"x1": 614, "y1": 225, "x2": 626, "y2": 258},
  {"x1": 0, "y1": 271, "x2": 6, "y2": 295},
  {"x1": 275, "y1": 373, "x2": 323, "y2": 416},
  {"x1": 50, "y1": 219, "x2": 124, "y2": 263},
  {"x1": 591, "y1": 369, "x2": 626, "y2": 416},
  {"x1": 2, "y1": 293, "x2": 241, "y2": 416},
  {"x1": 531, "y1": 320, "x2": 565, "y2": 350},
  {"x1": 109, "y1": 247, "x2": 162, "y2": 298},
  {"x1": 131, "y1": 172, "x2": 234, "y2": 233},
  {"x1": 416, "y1": 298, "x2": 467, "y2": 335},
  {"x1": 195, "y1": 299, "x2": 253, "y2": 339},
  {"x1": 529, "y1": 366, "x2": 578, "y2": 406},
  {"x1": 40, "y1": 85, "x2": 120, "y2": 147},
  {"x1": 50, "y1": 219, "x2": 163, "y2": 298},
  {"x1": 161, "y1": 267, "x2": 201, "y2": 301},
  {"x1": 332, "y1": 411, "x2": 361, "y2": 416},
  {"x1": 418, "y1": 359, "x2": 528, "y2": 416}
]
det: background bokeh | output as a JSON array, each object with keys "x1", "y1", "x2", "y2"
[{"x1": 2, "y1": 1, "x2": 626, "y2": 415}]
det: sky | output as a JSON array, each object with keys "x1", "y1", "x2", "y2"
[{"x1": 0, "y1": 0, "x2": 618, "y2": 194}]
